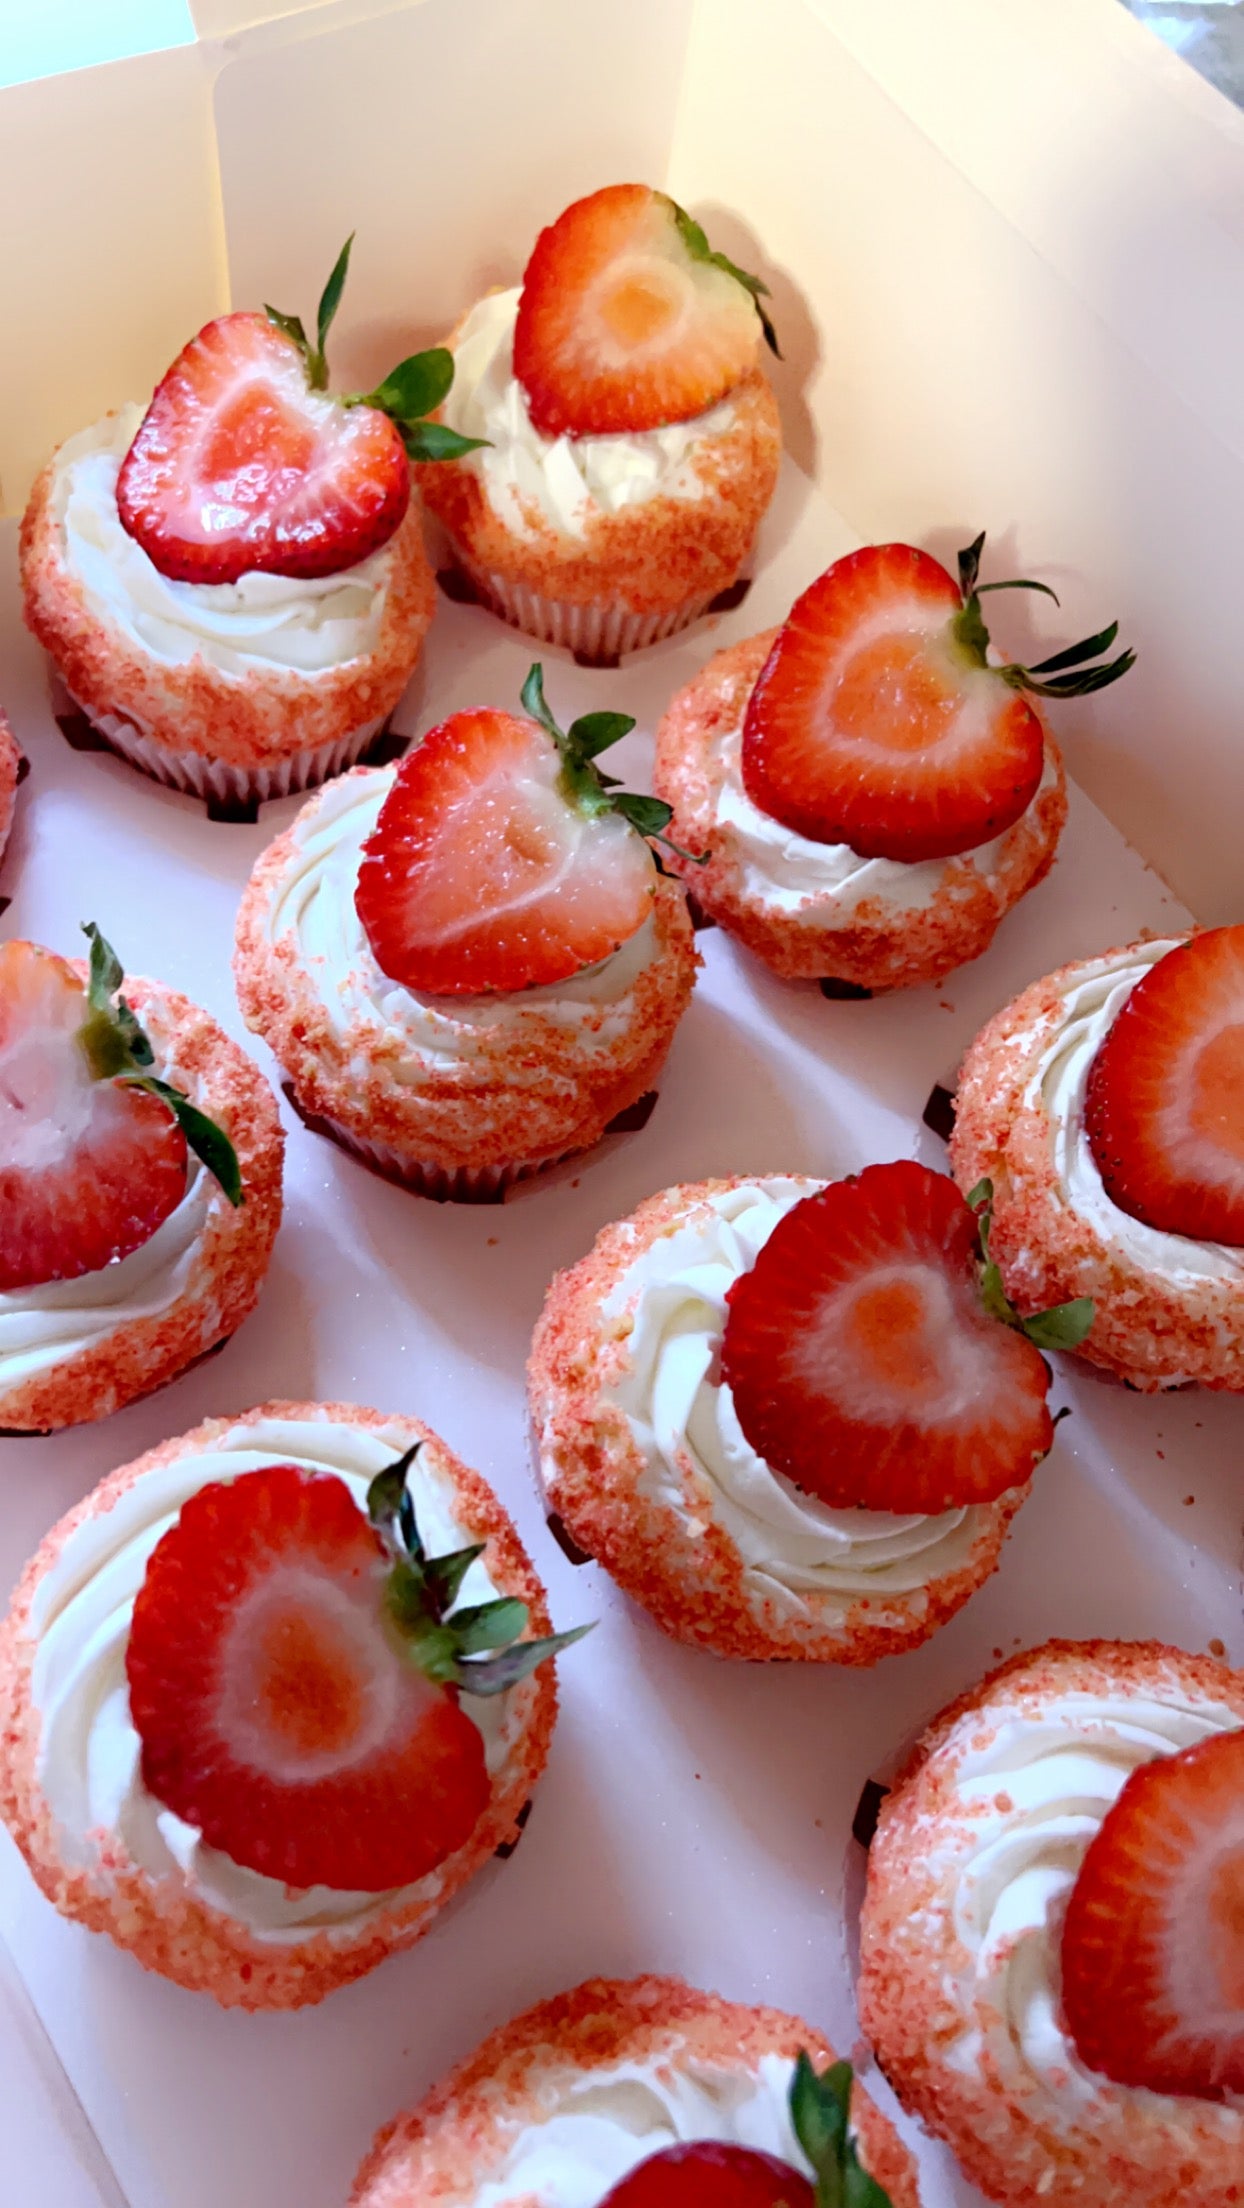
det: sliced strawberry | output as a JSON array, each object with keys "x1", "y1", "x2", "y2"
[
  {"x1": 720, "y1": 1161, "x2": 1054, "y2": 1514},
  {"x1": 355, "y1": 669, "x2": 673, "y2": 995},
  {"x1": 513, "y1": 184, "x2": 775, "y2": 437},
  {"x1": 741, "y1": 536, "x2": 1133, "y2": 863},
  {"x1": 1061, "y1": 1727, "x2": 1244, "y2": 2097},
  {"x1": 1084, "y1": 927, "x2": 1244, "y2": 1247},
  {"x1": 0, "y1": 940, "x2": 187, "y2": 1292},
  {"x1": 599, "y1": 2146, "x2": 813, "y2": 2208},
  {"x1": 116, "y1": 312, "x2": 410, "y2": 586},
  {"x1": 127, "y1": 1464, "x2": 490, "y2": 1892}
]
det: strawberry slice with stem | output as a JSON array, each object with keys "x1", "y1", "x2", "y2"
[
  {"x1": 354, "y1": 663, "x2": 704, "y2": 996},
  {"x1": 1084, "y1": 925, "x2": 1244, "y2": 1247},
  {"x1": 117, "y1": 235, "x2": 486, "y2": 585},
  {"x1": 598, "y1": 2055, "x2": 894, "y2": 2208},
  {"x1": 0, "y1": 925, "x2": 240, "y2": 1292},
  {"x1": 1060, "y1": 1727, "x2": 1244, "y2": 2097},
  {"x1": 720, "y1": 1161, "x2": 1092, "y2": 1515},
  {"x1": 513, "y1": 183, "x2": 778, "y2": 437},
  {"x1": 741, "y1": 532, "x2": 1134, "y2": 863},
  {"x1": 126, "y1": 1446, "x2": 591, "y2": 1892}
]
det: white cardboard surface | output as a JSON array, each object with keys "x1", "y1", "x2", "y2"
[{"x1": 1, "y1": 453, "x2": 1241, "y2": 2208}]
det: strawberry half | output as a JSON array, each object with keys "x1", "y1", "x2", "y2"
[
  {"x1": 598, "y1": 2057, "x2": 893, "y2": 2208},
  {"x1": 720, "y1": 1162, "x2": 1092, "y2": 1515},
  {"x1": 1084, "y1": 926, "x2": 1244, "y2": 1248},
  {"x1": 741, "y1": 534, "x2": 1134, "y2": 863},
  {"x1": 117, "y1": 237, "x2": 484, "y2": 585},
  {"x1": 1060, "y1": 1727, "x2": 1244, "y2": 2097},
  {"x1": 355, "y1": 664, "x2": 697, "y2": 995},
  {"x1": 513, "y1": 184, "x2": 778, "y2": 437},
  {"x1": 126, "y1": 1450, "x2": 589, "y2": 1893},
  {"x1": 0, "y1": 927, "x2": 240, "y2": 1293}
]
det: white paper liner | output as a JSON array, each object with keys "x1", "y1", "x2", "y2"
[
  {"x1": 450, "y1": 556, "x2": 714, "y2": 661},
  {"x1": 308, "y1": 1111, "x2": 572, "y2": 1204},
  {"x1": 64, "y1": 689, "x2": 387, "y2": 807}
]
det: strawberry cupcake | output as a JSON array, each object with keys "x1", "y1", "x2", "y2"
[
  {"x1": 0, "y1": 927, "x2": 281, "y2": 1434},
  {"x1": 858, "y1": 1639, "x2": 1244, "y2": 2208},
  {"x1": 529, "y1": 1164, "x2": 1089, "y2": 1662},
  {"x1": 20, "y1": 241, "x2": 480, "y2": 819},
  {"x1": 653, "y1": 535, "x2": 1133, "y2": 989},
  {"x1": 950, "y1": 927, "x2": 1244, "y2": 1390},
  {"x1": 235, "y1": 666, "x2": 698, "y2": 1201},
  {"x1": 417, "y1": 184, "x2": 782, "y2": 663},
  {"x1": 0, "y1": 1400, "x2": 585, "y2": 2009},
  {"x1": 349, "y1": 1975, "x2": 918, "y2": 2207},
  {"x1": 0, "y1": 708, "x2": 24, "y2": 875}
]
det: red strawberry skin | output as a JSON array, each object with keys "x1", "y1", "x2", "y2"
[
  {"x1": 1084, "y1": 927, "x2": 1244, "y2": 1248},
  {"x1": 116, "y1": 312, "x2": 410, "y2": 585},
  {"x1": 599, "y1": 2144, "x2": 813, "y2": 2208},
  {"x1": 0, "y1": 941, "x2": 187, "y2": 1293},
  {"x1": 1061, "y1": 1728, "x2": 1244, "y2": 2097},
  {"x1": 741, "y1": 546, "x2": 1046, "y2": 863},
  {"x1": 514, "y1": 184, "x2": 762, "y2": 437},
  {"x1": 126, "y1": 1465, "x2": 490, "y2": 1892},
  {"x1": 354, "y1": 709, "x2": 655, "y2": 995},
  {"x1": 721, "y1": 1161, "x2": 1053, "y2": 1515}
]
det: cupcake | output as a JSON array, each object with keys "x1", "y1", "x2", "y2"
[
  {"x1": 0, "y1": 1399, "x2": 583, "y2": 2009},
  {"x1": 0, "y1": 926, "x2": 281, "y2": 1433},
  {"x1": 349, "y1": 1975, "x2": 919, "y2": 2206},
  {"x1": 235, "y1": 665, "x2": 698, "y2": 1201},
  {"x1": 0, "y1": 707, "x2": 24, "y2": 871},
  {"x1": 417, "y1": 184, "x2": 783, "y2": 663},
  {"x1": 19, "y1": 239, "x2": 481, "y2": 818},
  {"x1": 858, "y1": 1638, "x2": 1244, "y2": 2208},
  {"x1": 528, "y1": 1164, "x2": 1086, "y2": 1662},
  {"x1": 652, "y1": 534, "x2": 1133, "y2": 989},
  {"x1": 950, "y1": 927, "x2": 1244, "y2": 1390}
]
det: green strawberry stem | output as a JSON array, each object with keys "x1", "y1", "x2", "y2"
[
  {"x1": 668, "y1": 198, "x2": 781, "y2": 357},
  {"x1": 77, "y1": 925, "x2": 242, "y2": 1207},
  {"x1": 789, "y1": 2054, "x2": 895, "y2": 2208},
  {"x1": 366, "y1": 1446, "x2": 593, "y2": 1697},
  {"x1": 950, "y1": 532, "x2": 1135, "y2": 700},
  {"x1": 966, "y1": 1177, "x2": 1093, "y2": 1350},
  {"x1": 520, "y1": 663, "x2": 707, "y2": 868},
  {"x1": 265, "y1": 237, "x2": 487, "y2": 463}
]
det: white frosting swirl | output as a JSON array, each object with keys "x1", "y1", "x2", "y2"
[
  {"x1": 260, "y1": 767, "x2": 662, "y2": 1074},
  {"x1": 936, "y1": 1680, "x2": 1244, "y2": 2121},
  {"x1": 50, "y1": 409, "x2": 393, "y2": 676},
  {"x1": 27, "y1": 1415, "x2": 520, "y2": 1944},
  {"x1": 602, "y1": 1180, "x2": 994, "y2": 1618},
  {"x1": 712, "y1": 711, "x2": 1060, "y2": 922},
  {"x1": 441, "y1": 288, "x2": 737, "y2": 542},
  {"x1": 474, "y1": 2051, "x2": 808, "y2": 2207},
  {"x1": 0, "y1": 1005, "x2": 219, "y2": 1394},
  {"x1": 1030, "y1": 940, "x2": 1244, "y2": 1287}
]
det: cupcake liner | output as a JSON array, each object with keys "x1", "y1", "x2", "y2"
[
  {"x1": 57, "y1": 681, "x2": 387, "y2": 813},
  {"x1": 283, "y1": 1094, "x2": 570, "y2": 1205},
  {"x1": 448, "y1": 556, "x2": 714, "y2": 663}
]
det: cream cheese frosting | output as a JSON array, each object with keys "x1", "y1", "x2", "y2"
[
  {"x1": 261, "y1": 766, "x2": 663, "y2": 1074},
  {"x1": 602, "y1": 1179, "x2": 995, "y2": 1619},
  {"x1": 26, "y1": 1414, "x2": 522, "y2": 1944},
  {"x1": 474, "y1": 2050, "x2": 809, "y2": 2207},
  {"x1": 0, "y1": 1000, "x2": 219, "y2": 1396},
  {"x1": 1029, "y1": 939, "x2": 1244, "y2": 1288},
  {"x1": 440, "y1": 288, "x2": 737, "y2": 543},
  {"x1": 712, "y1": 711, "x2": 1061, "y2": 922},
  {"x1": 50, "y1": 408, "x2": 393, "y2": 677},
  {"x1": 935, "y1": 1679, "x2": 1244, "y2": 2126}
]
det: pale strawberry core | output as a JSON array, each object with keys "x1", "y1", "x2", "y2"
[
  {"x1": 844, "y1": 1276, "x2": 941, "y2": 1395},
  {"x1": 830, "y1": 634, "x2": 960, "y2": 754},
  {"x1": 598, "y1": 263, "x2": 684, "y2": 350},
  {"x1": 1189, "y1": 1025, "x2": 1244, "y2": 1165},
  {"x1": 252, "y1": 1603, "x2": 368, "y2": 1761},
  {"x1": 1208, "y1": 1848, "x2": 1244, "y2": 2008},
  {"x1": 199, "y1": 386, "x2": 317, "y2": 509}
]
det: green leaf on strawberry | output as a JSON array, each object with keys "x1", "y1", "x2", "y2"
[
  {"x1": 966, "y1": 1176, "x2": 1093, "y2": 1350},
  {"x1": 519, "y1": 663, "x2": 707, "y2": 866},
  {"x1": 950, "y1": 532, "x2": 1135, "y2": 701},
  {"x1": 77, "y1": 924, "x2": 242, "y2": 1207},
  {"x1": 670, "y1": 198, "x2": 781, "y2": 358},
  {"x1": 789, "y1": 2055, "x2": 894, "y2": 2208}
]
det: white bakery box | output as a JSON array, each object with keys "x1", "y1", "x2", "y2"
[{"x1": 1, "y1": 2, "x2": 1240, "y2": 2202}]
